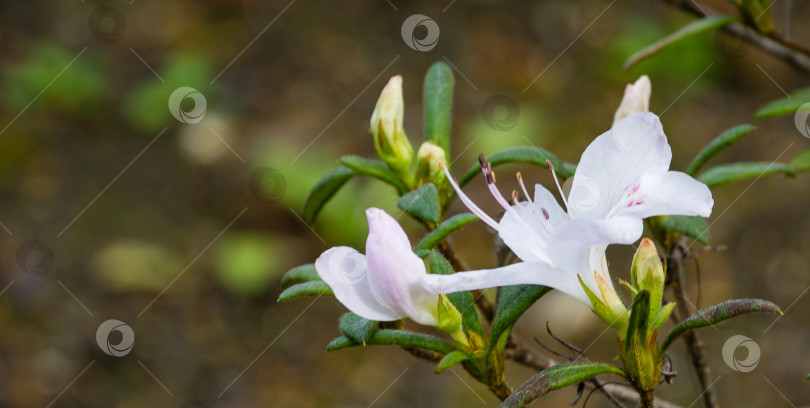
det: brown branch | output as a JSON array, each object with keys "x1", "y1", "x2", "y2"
[
  {"x1": 662, "y1": 0, "x2": 810, "y2": 73},
  {"x1": 666, "y1": 239, "x2": 718, "y2": 408},
  {"x1": 403, "y1": 347, "x2": 445, "y2": 362}
]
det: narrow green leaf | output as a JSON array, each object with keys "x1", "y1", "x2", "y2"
[
  {"x1": 435, "y1": 351, "x2": 470, "y2": 374},
  {"x1": 625, "y1": 290, "x2": 651, "y2": 352},
  {"x1": 459, "y1": 146, "x2": 569, "y2": 188},
  {"x1": 660, "y1": 215, "x2": 710, "y2": 245},
  {"x1": 423, "y1": 62, "x2": 454, "y2": 155},
  {"x1": 339, "y1": 312, "x2": 377, "y2": 344},
  {"x1": 303, "y1": 166, "x2": 355, "y2": 223},
  {"x1": 281, "y1": 264, "x2": 320, "y2": 287},
  {"x1": 790, "y1": 148, "x2": 810, "y2": 172},
  {"x1": 277, "y1": 281, "x2": 333, "y2": 302},
  {"x1": 429, "y1": 251, "x2": 483, "y2": 335},
  {"x1": 500, "y1": 362, "x2": 625, "y2": 408},
  {"x1": 325, "y1": 329, "x2": 456, "y2": 354},
  {"x1": 660, "y1": 299, "x2": 782, "y2": 353},
  {"x1": 414, "y1": 213, "x2": 478, "y2": 257},
  {"x1": 489, "y1": 284, "x2": 552, "y2": 355},
  {"x1": 697, "y1": 162, "x2": 794, "y2": 188},
  {"x1": 623, "y1": 16, "x2": 738, "y2": 72},
  {"x1": 805, "y1": 373, "x2": 809, "y2": 381},
  {"x1": 686, "y1": 124, "x2": 756, "y2": 176},
  {"x1": 397, "y1": 183, "x2": 441, "y2": 223},
  {"x1": 754, "y1": 87, "x2": 810, "y2": 118},
  {"x1": 338, "y1": 155, "x2": 408, "y2": 194}
]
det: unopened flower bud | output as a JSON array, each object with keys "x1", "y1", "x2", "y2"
[
  {"x1": 631, "y1": 238, "x2": 664, "y2": 292},
  {"x1": 370, "y1": 75, "x2": 413, "y2": 172},
  {"x1": 613, "y1": 75, "x2": 651, "y2": 124},
  {"x1": 416, "y1": 142, "x2": 447, "y2": 184}
]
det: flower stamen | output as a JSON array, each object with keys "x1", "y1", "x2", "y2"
[{"x1": 546, "y1": 159, "x2": 570, "y2": 213}]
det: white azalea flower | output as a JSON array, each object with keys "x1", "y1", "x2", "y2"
[
  {"x1": 316, "y1": 208, "x2": 439, "y2": 326},
  {"x1": 424, "y1": 112, "x2": 713, "y2": 320}
]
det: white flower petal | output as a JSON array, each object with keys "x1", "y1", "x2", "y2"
[
  {"x1": 533, "y1": 185, "x2": 568, "y2": 226},
  {"x1": 612, "y1": 171, "x2": 714, "y2": 219},
  {"x1": 570, "y1": 112, "x2": 671, "y2": 219},
  {"x1": 548, "y1": 217, "x2": 642, "y2": 291},
  {"x1": 365, "y1": 208, "x2": 439, "y2": 326},
  {"x1": 422, "y1": 261, "x2": 592, "y2": 307},
  {"x1": 498, "y1": 202, "x2": 552, "y2": 263},
  {"x1": 316, "y1": 246, "x2": 402, "y2": 322}
]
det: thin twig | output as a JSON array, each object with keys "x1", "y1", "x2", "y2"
[
  {"x1": 666, "y1": 239, "x2": 718, "y2": 408},
  {"x1": 662, "y1": 0, "x2": 810, "y2": 73}
]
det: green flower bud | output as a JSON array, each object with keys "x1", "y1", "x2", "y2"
[
  {"x1": 416, "y1": 141, "x2": 447, "y2": 183},
  {"x1": 370, "y1": 75, "x2": 413, "y2": 172}
]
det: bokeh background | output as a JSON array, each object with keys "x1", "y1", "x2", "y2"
[{"x1": 1, "y1": 0, "x2": 808, "y2": 407}]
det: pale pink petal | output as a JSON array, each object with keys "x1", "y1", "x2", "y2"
[
  {"x1": 316, "y1": 246, "x2": 402, "y2": 322},
  {"x1": 365, "y1": 208, "x2": 439, "y2": 326},
  {"x1": 422, "y1": 261, "x2": 592, "y2": 307}
]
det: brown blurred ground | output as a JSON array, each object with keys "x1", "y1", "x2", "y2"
[{"x1": 0, "y1": 0, "x2": 808, "y2": 407}]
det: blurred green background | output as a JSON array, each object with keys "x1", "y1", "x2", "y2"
[{"x1": 0, "y1": 0, "x2": 808, "y2": 407}]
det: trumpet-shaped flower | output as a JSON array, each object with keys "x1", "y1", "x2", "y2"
[
  {"x1": 424, "y1": 112, "x2": 713, "y2": 321},
  {"x1": 316, "y1": 208, "x2": 439, "y2": 326}
]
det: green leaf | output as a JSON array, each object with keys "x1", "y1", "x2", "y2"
[
  {"x1": 338, "y1": 155, "x2": 408, "y2": 194},
  {"x1": 325, "y1": 329, "x2": 456, "y2": 354},
  {"x1": 277, "y1": 281, "x2": 333, "y2": 301},
  {"x1": 429, "y1": 251, "x2": 483, "y2": 335},
  {"x1": 697, "y1": 162, "x2": 794, "y2": 188},
  {"x1": 661, "y1": 215, "x2": 710, "y2": 245},
  {"x1": 623, "y1": 16, "x2": 738, "y2": 72},
  {"x1": 435, "y1": 351, "x2": 470, "y2": 374},
  {"x1": 625, "y1": 290, "x2": 651, "y2": 352},
  {"x1": 489, "y1": 284, "x2": 552, "y2": 355},
  {"x1": 660, "y1": 299, "x2": 782, "y2": 353},
  {"x1": 500, "y1": 362, "x2": 625, "y2": 408},
  {"x1": 754, "y1": 87, "x2": 810, "y2": 118},
  {"x1": 790, "y1": 148, "x2": 810, "y2": 173},
  {"x1": 459, "y1": 146, "x2": 569, "y2": 188},
  {"x1": 686, "y1": 124, "x2": 756, "y2": 176},
  {"x1": 397, "y1": 183, "x2": 441, "y2": 223},
  {"x1": 339, "y1": 312, "x2": 377, "y2": 344},
  {"x1": 805, "y1": 373, "x2": 809, "y2": 381},
  {"x1": 423, "y1": 62, "x2": 454, "y2": 155},
  {"x1": 303, "y1": 166, "x2": 355, "y2": 223},
  {"x1": 414, "y1": 213, "x2": 479, "y2": 257},
  {"x1": 281, "y1": 264, "x2": 320, "y2": 287}
]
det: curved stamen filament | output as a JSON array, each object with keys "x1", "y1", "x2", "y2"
[{"x1": 546, "y1": 160, "x2": 570, "y2": 213}]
